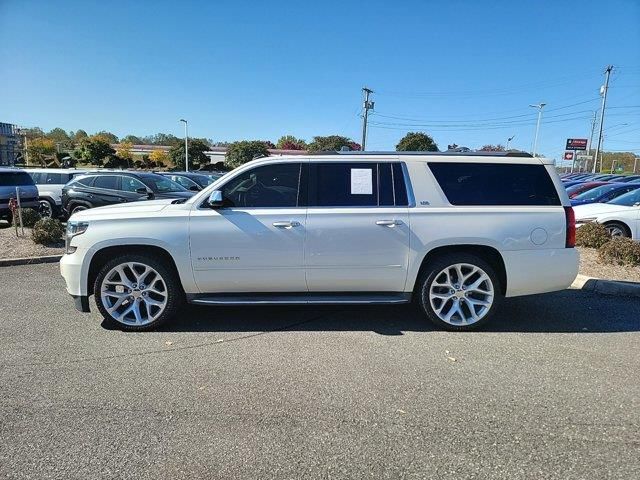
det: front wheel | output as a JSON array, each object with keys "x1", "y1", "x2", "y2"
[
  {"x1": 604, "y1": 222, "x2": 629, "y2": 238},
  {"x1": 94, "y1": 254, "x2": 183, "y2": 331},
  {"x1": 417, "y1": 253, "x2": 502, "y2": 331}
]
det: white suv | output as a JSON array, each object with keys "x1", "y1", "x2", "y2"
[
  {"x1": 60, "y1": 152, "x2": 579, "y2": 331},
  {"x1": 26, "y1": 168, "x2": 86, "y2": 217}
]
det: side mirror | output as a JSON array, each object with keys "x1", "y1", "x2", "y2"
[
  {"x1": 136, "y1": 187, "x2": 155, "y2": 199},
  {"x1": 189, "y1": 185, "x2": 201, "y2": 192},
  {"x1": 207, "y1": 190, "x2": 223, "y2": 208}
]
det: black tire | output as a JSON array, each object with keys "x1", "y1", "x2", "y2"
[
  {"x1": 69, "y1": 203, "x2": 89, "y2": 216},
  {"x1": 604, "y1": 221, "x2": 630, "y2": 238},
  {"x1": 416, "y1": 253, "x2": 502, "y2": 331},
  {"x1": 94, "y1": 254, "x2": 184, "y2": 331},
  {"x1": 38, "y1": 199, "x2": 55, "y2": 218}
]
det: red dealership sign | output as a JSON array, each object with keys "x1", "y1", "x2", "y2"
[
  {"x1": 564, "y1": 152, "x2": 574, "y2": 161},
  {"x1": 566, "y1": 138, "x2": 588, "y2": 150}
]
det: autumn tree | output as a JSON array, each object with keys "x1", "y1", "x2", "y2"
[
  {"x1": 27, "y1": 137, "x2": 56, "y2": 166},
  {"x1": 276, "y1": 135, "x2": 307, "y2": 150},
  {"x1": 225, "y1": 141, "x2": 269, "y2": 168},
  {"x1": 479, "y1": 144, "x2": 506, "y2": 152},
  {"x1": 149, "y1": 149, "x2": 171, "y2": 168},
  {"x1": 396, "y1": 132, "x2": 438, "y2": 151},
  {"x1": 116, "y1": 142, "x2": 134, "y2": 165}
]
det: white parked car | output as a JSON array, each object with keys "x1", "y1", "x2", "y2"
[
  {"x1": 60, "y1": 152, "x2": 579, "y2": 331},
  {"x1": 26, "y1": 168, "x2": 86, "y2": 217},
  {"x1": 574, "y1": 188, "x2": 640, "y2": 239}
]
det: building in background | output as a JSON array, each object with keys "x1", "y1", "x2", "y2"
[{"x1": 0, "y1": 122, "x2": 21, "y2": 166}]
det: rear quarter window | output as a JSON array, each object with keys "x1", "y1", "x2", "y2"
[
  {"x1": 428, "y1": 162, "x2": 560, "y2": 206},
  {"x1": 0, "y1": 172, "x2": 36, "y2": 187}
]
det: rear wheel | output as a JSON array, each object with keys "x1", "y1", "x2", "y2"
[
  {"x1": 94, "y1": 254, "x2": 183, "y2": 331},
  {"x1": 38, "y1": 199, "x2": 54, "y2": 218},
  {"x1": 417, "y1": 253, "x2": 502, "y2": 331},
  {"x1": 70, "y1": 204, "x2": 88, "y2": 216}
]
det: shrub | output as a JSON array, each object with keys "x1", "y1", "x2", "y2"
[
  {"x1": 575, "y1": 222, "x2": 611, "y2": 249},
  {"x1": 20, "y1": 208, "x2": 42, "y2": 228},
  {"x1": 598, "y1": 237, "x2": 640, "y2": 266},
  {"x1": 31, "y1": 218, "x2": 65, "y2": 245}
]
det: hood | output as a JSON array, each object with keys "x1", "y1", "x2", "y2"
[
  {"x1": 573, "y1": 202, "x2": 634, "y2": 219},
  {"x1": 69, "y1": 199, "x2": 178, "y2": 221},
  {"x1": 154, "y1": 191, "x2": 196, "y2": 199}
]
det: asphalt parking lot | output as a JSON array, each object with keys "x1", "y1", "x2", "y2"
[{"x1": 1, "y1": 263, "x2": 639, "y2": 479}]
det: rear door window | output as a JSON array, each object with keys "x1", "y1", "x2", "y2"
[
  {"x1": 93, "y1": 175, "x2": 120, "y2": 190},
  {"x1": 310, "y1": 162, "x2": 409, "y2": 207},
  {"x1": 428, "y1": 163, "x2": 560, "y2": 206}
]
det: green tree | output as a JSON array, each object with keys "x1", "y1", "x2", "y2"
[
  {"x1": 396, "y1": 132, "x2": 438, "y2": 151},
  {"x1": 225, "y1": 141, "x2": 269, "y2": 168},
  {"x1": 74, "y1": 136, "x2": 116, "y2": 166},
  {"x1": 46, "y1": 128, "x2": 71, "y2": 143},
  {"x1": 308, "y1": 135, "x2": 360, "y2": 152},
  {"x1": 94, "y1": 131, "x2": 119, "y2": 143},
  {"x1": 121, "y1": 135, "x2": 142, "y2": 144},
  {"x1": 21, "y1": 127, "x2": 45, "y2": 140},
  {"x1": 276, "y1": 135, "x2": 308, "y2": 150},
  {"x1": 72, "y1": 129, "x2": 89, "y2": 142},
  {"x1": 144, "y1": 133, "x2": 182, "y2": 146},
  {"x1": 27, "y1": 137, "x2": 56, "y2": 166},
  {"x1": 170, "y1": 139, "x2": 211, "y2": 170}
]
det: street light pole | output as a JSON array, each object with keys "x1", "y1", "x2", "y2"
[
  {"x1": 180, "y1": 119, "x2": 189, "y2": 172},
  {"x1": 529, "y1": 103, "x2": 546, "y2": 157},
  {"x1": 506, "y1": 135, "x2": 515, "y2": 150}
]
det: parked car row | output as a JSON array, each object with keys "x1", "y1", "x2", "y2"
[
  {"x1": 0, "y1": 167, "x2": 227, "y2": 222},
  {"x1": 561, "y1": 172, "x2": 640, "y2": 239}
]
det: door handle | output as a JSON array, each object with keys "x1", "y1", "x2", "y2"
[
  {"x1": 273, "y1": 221, "x2": 300, "y2": 229},
  {"x1": 376, "y1": 219, "x2": 403, "y2": 227}
]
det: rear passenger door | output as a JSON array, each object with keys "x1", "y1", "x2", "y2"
[
  {"x1": 305, "y1": 161, "x2": 411, "y2": 292},
  {"x1": 91, "y1": 175, "x2": 126, "y2": 206}
]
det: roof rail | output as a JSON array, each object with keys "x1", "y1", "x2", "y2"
[{"x1": 312, "y1": 150, "x2": 533, "y2": 158}]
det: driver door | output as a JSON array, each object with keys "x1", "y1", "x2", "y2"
[{"x1": 189, "y1": 161, "x2": 308, "y2": 293}]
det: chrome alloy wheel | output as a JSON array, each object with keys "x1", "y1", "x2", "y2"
[
  {"x1": 100, "y1": 262, "x2": 168, "y2": 326},
  {"x1": 429, "y1": 263, "x2": 494, "y2": 326},
  {"x1": 605, "y1": 224, "x2": 625, "y2": 237}
]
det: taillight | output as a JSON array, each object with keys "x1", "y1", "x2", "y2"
[{"x1": 564, "y1": 206, "x2": 576, "y2": 248}]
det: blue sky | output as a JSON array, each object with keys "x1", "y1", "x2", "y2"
[{"x1": 1, "y1": 0, "x2": 639, "y2": 162}]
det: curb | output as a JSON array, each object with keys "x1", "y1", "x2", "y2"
[
  {"x1": 0, "y1": 255, "x2": 63, "y2": 267},
  {"x1": 570, "y1": 274, "x2": 640, "y2": 298}
]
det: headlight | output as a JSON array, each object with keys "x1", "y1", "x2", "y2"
[{"x1": 65, "y1": 221, "x2": 89, "y2": 254}]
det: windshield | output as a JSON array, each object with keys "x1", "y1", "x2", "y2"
[
  {"x1": 573, "y1": 184, "x2": 620, "y2": 201},
  {"x1": 0, "y1": 172, "x2": 36, "y2": 187},
  {"x1": 608, "y1": 187, "x2": 640, "y2": 206},
  {"x1": 141, "y1": 174, "x2": 188, "y2": 193},
  {"x1": 192, "y1": 174, "x2": 216, "y2": 188}
]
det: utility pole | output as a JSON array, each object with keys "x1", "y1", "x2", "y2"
[
  {"x1": 529, "y1": 103, "x2": 546, "y2": 157},
  {"x1": 361, "y1": 87, "x2": 374, "y2": 151},
  {"x1": 587, "y1": 111, "x2": 597, "y2": 172},
  {"x1": 593, "y1": 65, "x2": 613, "y2": 173},
  {"x1": 180, "y1": 119, "x2": 189, "y2": 172}
]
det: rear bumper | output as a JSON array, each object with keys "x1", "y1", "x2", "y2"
[{"x1": 502, "y1": 248, "x2": 579, "y2": 297}]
